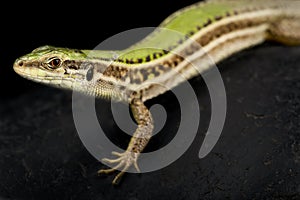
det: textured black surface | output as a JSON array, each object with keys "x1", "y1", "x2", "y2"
[
  {"x1": 1, "y1": 44, "x2": 300, "y2": 200},
  {"x1": 1, "y1": 1, "x2": 300, "y2": 200}
]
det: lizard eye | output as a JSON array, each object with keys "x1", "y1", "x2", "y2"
[{"x1": 47, "y1": 57, "x2": 61, "y2": 69}]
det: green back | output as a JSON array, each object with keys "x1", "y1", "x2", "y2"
[
  {"x1": 85, "y1": 0, "x2": 282, "y2": 64},
  {"x1": 117, "y1": 1, "x2": 240, "y2": 63}
]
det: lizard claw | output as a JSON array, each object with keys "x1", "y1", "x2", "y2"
[{"x1": 98, "y1": 151, "x2": 140, "y2": 184}]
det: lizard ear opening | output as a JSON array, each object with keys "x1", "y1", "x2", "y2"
[{"x1": 86, "y1": 67, "x2": 94, "y2": 81}]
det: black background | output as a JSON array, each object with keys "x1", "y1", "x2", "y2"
[
  {"x1": 2, "y1": 0, "x2": 198, "y2": 99},
  {"x1": 1, "y1": 0, "x2": 300, "y2": 199}
]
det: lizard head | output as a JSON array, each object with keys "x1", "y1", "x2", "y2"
[
  {"x1": 13, "y1": 45, "x2": 123, "y2": 99},
  {"x1": 13, "y1": 45, "x2": 90, "y2": 89}
]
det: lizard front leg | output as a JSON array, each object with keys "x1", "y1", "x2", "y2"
[{"x1": 98, "y1": 98, "x2": 154, "y2": 184}]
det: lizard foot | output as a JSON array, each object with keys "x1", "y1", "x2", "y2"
[{"x1": 98, "y1": 151, "x2": 140, "y2": 185}]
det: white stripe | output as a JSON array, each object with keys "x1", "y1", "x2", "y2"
[{"x1": 140, "y1": 24, "x2": 269, "y2": 101}]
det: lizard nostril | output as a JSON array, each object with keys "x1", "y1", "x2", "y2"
[{"x1": 18, "y1": 61, "x2": 24, "y2": 67}]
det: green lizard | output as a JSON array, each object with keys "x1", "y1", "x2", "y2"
[{"x1": 13, "y1": 0, "x2": 300, "y2": 184}]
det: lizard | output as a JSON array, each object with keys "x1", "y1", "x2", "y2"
[{"x1": 13, "y1": 0, "x2": 300, "y2": 184}]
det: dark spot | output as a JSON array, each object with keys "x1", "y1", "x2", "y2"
[
  {"x1": 246, "y1": 21, "x2": 253, "y2": 27},
  {"x1": 120, "y1": 76, "x2": 127, "y2": 81},
  {"x1": 158, "y1": 64, "x2": 166, "y2": 71},
  {"x1": 86, "y1": 67, "x2": 94, "y2": 81},
  {"x1": 98, "y1": 79, "x2": 111, "y2": 85},
  {"x1": 148, "y1": 85, "x2": 154, "y2": 90},
  {"x1": 68, "y1": 65, "x2": 78, "y2": 70},
  {"x1": 228, "y1": 22, "x2": 238, "y2": 30},
  {"x1": 63, "y1": 60, "x2": 73, "y2": 65},
  {"x1": 145, "y1": 55, "x2": 151, "y2": 62},
  {"x1": 140, "y1": 69, "x2": 148, "y2": 80},
  {"x1": 151, "y1": 67, "x2": 160, "y2": 76},
  {"x1": 125, "y1": 59, "x2": 130, "y2": 64},
  {"x1": 137, "y1": 58, "x2": 143, "y2": 63},
  {"x1": 157, "y1": 52, "x2": 164, "y2": 57},
  {"x1": 18, "y1": 61, "x2": 23, "y2": 66},
  {"x1": 203, "y1": 19, "x2": 212, "y2": 27},
  {"x1": 102, "y1": 58, "x2": 111, "y2": 62},
  {"x1": 63, "y1": 60, "x2": 82, "y2": 70},
  {"x1": 162, "y1": 49, "x2": 169, "y2": 54},
  {"x1": 133, "y1": 78, "x2": 141, "y2": 84},
  {"x1": 196, "y1": 25, "x2": 201, "y2": 30},
  {"x1": 184, "y1": 46, "x2": 195, "y2": 56},
  {"x1": 215, "y1": 30, "x2": 221, "y2": 38},
  {"x1": 119, "y1": 86, "x2": 126, "y2": 91},
  {"x1": 214, "y1": 15, "x2": 223, "y2": 21},
  {"x1": 163, "y1": 61, "x2": 172, "y2": 68},
  {"x1": 178, "y1": 39, "x2": 184, "y2": 45},
  {"x1": 108, "y1": 81, "x2": 114, "y2": 86},
  {"x1": 226, "y1": 12, "x2": 231, "y2": 17},
  {"x1": 74, "y1": 49, "x2": 83, "y2": 53},
  {"x1": 173, "y1": 60, "x2": 178, "y2": 66}
]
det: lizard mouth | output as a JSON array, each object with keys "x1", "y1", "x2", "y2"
[
  {"x1": 13, "y1": 59, "x2": 78, "y2": 91},
  {"x1": 13, "y1": 60, "x2": 43, "y2": 81},
  {"x1": 13, "y1": 61, "x2": 34, "y2": 80}
]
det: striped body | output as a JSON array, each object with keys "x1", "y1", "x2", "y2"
[
  {"x1": 13, "y1": 0, "x2": 300, "y2": 184},
  {"x1": 113, "y1": 0, "x2": 300, "y2": 102},
  {"x1": 14, "y1": 0, "x2": 300, "y2": 103}
]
